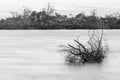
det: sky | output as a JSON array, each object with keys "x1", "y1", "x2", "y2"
[{"x1": 0, "y1": 0, "x2": 120, "y2": 19}]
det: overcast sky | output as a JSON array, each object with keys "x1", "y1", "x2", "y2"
[{"x1": 0, "y1": 0, "x2": 120, "y2": 19}]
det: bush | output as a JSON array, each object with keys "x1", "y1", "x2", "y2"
[{"x1": 59, "y1": 30, "x2": 108, "y2": 64}]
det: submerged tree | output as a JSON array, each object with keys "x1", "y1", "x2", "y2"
[{"x1": 59, "y1": 30, "x2": 108, "y2": 64}]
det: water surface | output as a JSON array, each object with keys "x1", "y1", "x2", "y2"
[{"x1": 0, "y1": 30, "x2": 120, "y2": 80}]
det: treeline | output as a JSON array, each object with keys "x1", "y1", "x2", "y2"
[{"x1": 0, "y1": 5, "x2": 120, "y2": 29}]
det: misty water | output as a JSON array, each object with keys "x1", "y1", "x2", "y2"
[{"x1": 0, "y1": 30, "x2": 120, "y2": 80}]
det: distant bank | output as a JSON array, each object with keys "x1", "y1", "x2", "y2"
[{"x1": 0, "y1": 5, "x2": 120, "y2": 29}]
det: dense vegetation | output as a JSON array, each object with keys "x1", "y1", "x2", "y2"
[
  {"x1": 59, "y1": 30, "x2": 108, "y2": 64},
  {"x1": 0, "y1": 4, "x2": 120, "y2": 29}
]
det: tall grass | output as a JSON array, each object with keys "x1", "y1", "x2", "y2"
[{"x1": 59, "y1": 30, "x2": 108, "y2": 64}]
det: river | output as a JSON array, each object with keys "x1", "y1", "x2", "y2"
[{"x1": 0, "y1": 30, "x2": 120, "y2": 80}]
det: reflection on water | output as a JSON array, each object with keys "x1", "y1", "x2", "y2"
[{"x1": 0, "y1": 30, "x2": 120, "y2": 80}]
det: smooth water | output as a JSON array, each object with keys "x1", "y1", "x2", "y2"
[{"x1": 0, "y1": 30, "x2": 120, "y2": 80}]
